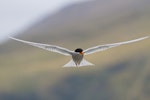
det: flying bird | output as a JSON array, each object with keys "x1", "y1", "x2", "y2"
[{"x1": 9, "y1": 36, "x2": 149, "y2": 67}]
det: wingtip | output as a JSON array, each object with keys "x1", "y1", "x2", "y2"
[
  {"x1": 8, "y1": 36, "x2": 14, "y2": 39},
  {"x1": 137, "y1": 36, "x2": 149, "y2": 41},
  {"x1": 143, "y1": 36, "x2": 149, "y2": 39},
  {"x1": 146, "y1": 36, "x2": 150, "y2": 38},
  {"x1": 8, "y1": 36, "x2": 19, "y2": 41}
]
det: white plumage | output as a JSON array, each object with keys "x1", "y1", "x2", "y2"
[{"x1": 9, "y1": 36, "x2": 149, "y2": 67}]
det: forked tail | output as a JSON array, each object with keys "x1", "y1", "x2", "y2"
[{"x1": 63, "y1": 59, "x2": 94, "y2": 67}]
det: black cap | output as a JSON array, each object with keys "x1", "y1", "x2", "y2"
[{"x1": 75, "y1": 48, "x2": 83, "y2": 52}]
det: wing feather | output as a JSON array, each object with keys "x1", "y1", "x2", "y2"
[
  {"x1": 9, "y1": 37, "x2": 73, "y2": 56},
  {"x1": 84, "y1": 36, "x2": 149, "y2": 55}
]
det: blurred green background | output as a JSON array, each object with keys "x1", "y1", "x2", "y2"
[{"x1": 0, "y1": 0, "x2": 150, "y2": 100}]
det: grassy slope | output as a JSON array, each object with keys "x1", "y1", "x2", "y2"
[{"x1": 0, "y1": 0, "x2": 150, "y2": 100}]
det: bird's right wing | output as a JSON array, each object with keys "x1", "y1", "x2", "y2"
[
  {"x1": 9, "y1": 37, "x2": 73, "y2": 56},
  {"x1": 84, "y1": 36, "x2": 149, "y2": 55}
]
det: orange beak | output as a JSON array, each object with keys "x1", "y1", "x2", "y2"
[{"x1": 80, "y1": 52, "x2": 84, "y2": 55}]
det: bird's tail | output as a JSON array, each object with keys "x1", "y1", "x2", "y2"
[{"x1": 63, "y1": 59, "x2": 94, "y2": 67}]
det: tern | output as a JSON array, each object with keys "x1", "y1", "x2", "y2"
[{"x1": 9, "y1": 36, "x2": 149, "y2": 67}]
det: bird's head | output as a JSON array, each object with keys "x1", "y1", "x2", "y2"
[{"x1": 75, "y1": 48, "x2": 84, "y2": 55}]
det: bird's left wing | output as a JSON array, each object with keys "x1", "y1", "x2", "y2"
[
  {"x1": 9, "y1": 37, "x2": 73, "y2": 56},
  {"x1": 84, "y1": 36, "x2": 149, "y2": 55}
]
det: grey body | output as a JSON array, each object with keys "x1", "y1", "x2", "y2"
[{"x1": 72, "y1": 53, "x2": 83, "y2": 66}]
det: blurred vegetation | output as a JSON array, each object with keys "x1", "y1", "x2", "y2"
[{"x1": 0, "y1": 0, "x2": 150, "y2": 100}]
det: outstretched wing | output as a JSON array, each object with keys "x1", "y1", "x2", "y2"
[
  {"x1": 84, "y1": 36, "x2": 149, "y2": 55},
  {"x1": 9, "y1": 37, "x2": 73, "y2": 56}
]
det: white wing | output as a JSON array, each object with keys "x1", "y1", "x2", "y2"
[
  {"x1": 84, "y1": 36, "x2": 149, "y2": 55},
  {"x1": 9, "y1": 37, "x2": 73, "y2": 56}
]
